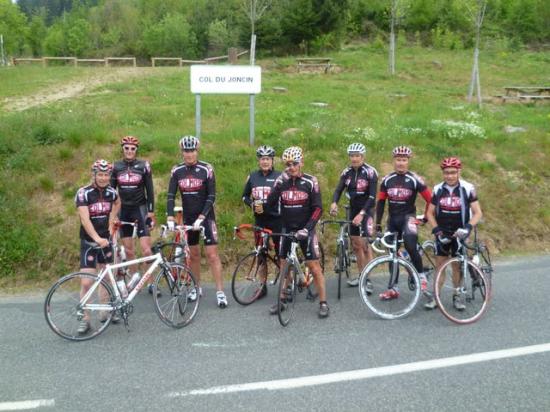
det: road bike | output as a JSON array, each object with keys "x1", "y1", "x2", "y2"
[
  {"x1": 231, "y1": 224, "x2": 280, "y2": 305},
  {"x1": 44, "y1": 226, "x2": 200, "y2": 341},
  {"x1": 434, "y1": 228, "x2": 493, "y2": 324}
]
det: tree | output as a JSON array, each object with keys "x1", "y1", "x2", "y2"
[
  {"x1": 142, "y1": 13, "x2": 199, "y2": 58},
  {"x1": 466, "y1": 0, "x2": 487, "y2": 107},
  {"x1": 27, "y1": 11, "x2": 47, "y2": 56},
  {"x1": 0, "y1": 0, "x2": 29, "y2": 56},
  {"x1": 388, "y1": 0, "x2": 408, "y2": 75},
  {"x1": 240, "y1": 0, "x2": 271, "y2": 36}
]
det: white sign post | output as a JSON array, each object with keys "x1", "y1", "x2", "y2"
[{"x1": 190, "y1": 65, "x2": 261, "y2": 145}]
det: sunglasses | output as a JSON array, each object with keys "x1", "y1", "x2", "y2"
[
  {"x1": 123, "y1": 146, "x2": 137, "y2": 152},
  {"x1": 285, "y1": 161, "x2": 300, "y2": 168}
]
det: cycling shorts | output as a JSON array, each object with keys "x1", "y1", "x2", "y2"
[
  {"x1": 185, "y1": 218, "x2": 219, "y2": 246},
  {"x1": 278, "y1": 229, "x2": 320, "y2": 261},
  {"x1": 80, "y1": 240, "x2": 113, "y2": 269},
  {"x1": 119, "y1": 205, "x2": 151, "y2": 238}
]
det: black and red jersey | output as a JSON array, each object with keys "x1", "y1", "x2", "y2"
[
  {"x1": 111, "y1": 159, "x2": 154, "y2": 212},
  {"x1": 75, "y1": 184, "x2": 118, "y2": 241},
  {"x1": 376, "y1": 171, "x2": 431, "y2": 223},
  {"x1": 242, "y1": 168, "x2": 282, "y2": 219},
  {"x1": 431, "y1": 179, "x2": 478, "y2": 232},
  {"x1": 266, "y1": 171, "x2": 322, "y2": 232},
  {"x1": 167, "y1": 161, "x2": 216, "y2": 220},
  {"x1": 332, "y1": 163, "x2": 378, "y2": 215}
]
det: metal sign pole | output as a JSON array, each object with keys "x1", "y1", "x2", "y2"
[
  {"x1": 250, "y1": 94, "x2": 255, "y2": 146},
  {"x1": 249, "y1": 34, "x2": 257, "y2": 146},
  {"x1": 0, "y1": 35, "x2": 5, "y2": 66},
  {"x1": 195, "y1": 94, "x2": 201, "y2": 139}
]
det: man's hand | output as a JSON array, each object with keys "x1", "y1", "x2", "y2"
[
  {"x1": 97, "y1": 238, "x2": 109, "y2": 248},
  {"x1": 146, "y1": 212, "x2": 156, "y2": 229},
  {"x1": 167, "y1": 218, "x2": 175, "y2": 231},
  {"x1": 296, "y1": 228, "x2": 309, "y2": 240},
  {"x1": 329, "y1": 203, "x2": 338, "y2": 216},
  {"x1": 193, "y1": 217, "x2": 204, "y2": 231},
  {"x1": 352, "y1": 213, "x2": 364, "y2": 226}
]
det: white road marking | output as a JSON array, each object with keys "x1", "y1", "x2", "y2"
[
  {"x1": 0, "y1": 400, "x2": 55, "y2": 411},
  {"x1": 168, "y1": 343, "x2": 550, "y2": 397}
]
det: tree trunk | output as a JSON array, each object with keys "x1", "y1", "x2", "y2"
[{"x1": 389, "y1": 17, "x2": 396, "y2": 75}]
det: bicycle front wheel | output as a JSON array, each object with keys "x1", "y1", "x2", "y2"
[
  {"x1": 44, "y1": 272, "x2": 115, "y2": 341},
  {"x1": 232, "y1": 252, "x2": 273, "y2": 305},
  {"x1": 278, "y1": 262, "x2": 298, "y2": 327},
  {"x1": 153, "y1": 262, "x2": 200, "y2": 329},
  {"x1": 434, "y1": 258, "x2": 490, "y2": 324},
  {"x1": 358, "y1": 256, "x2": 421, "y2": 320}
]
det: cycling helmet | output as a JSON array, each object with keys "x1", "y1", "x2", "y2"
[
  {"x1": 392, "y1": 145, "x2": 412, "y2": 158},
  {"x1": 347, "y1": 143, "x2": 366, "y2": 155},
  {"x1": 440, "y1": 157, "x2": 462, "y2": 170},
  {"x1": 91, "y1": 159, "x2": 113, "y2": 173},
  {"x1": 281, "y1": 146, "x2": 303, "y2": 162},
  {"x1": 256, "y1": 145, "x2": 275, "y2": 158},
  {"x1": 179, "y1": 135, "x2": 200, "y2": 150},
  {"x1": 120, "y1": 135, "x2": 140, "y2": 147}
]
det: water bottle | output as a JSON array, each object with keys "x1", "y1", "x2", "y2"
[
  {"x1": 174, "y1": 245, "x2": 183, "y2": 264},
  {"x1": 127, "y1": 272, "x2": 141, "y2": 291},
  {"x1": 399, "y1": 249, "x2": 410, "y2": 261},
  {"x1": 116, "y1": 279, "x2": 128, "y2": 298}
]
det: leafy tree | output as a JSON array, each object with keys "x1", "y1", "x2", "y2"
[
  {"x1": 43, "y1": 23, "x2": 67, "y2": 56},
  {"x1": 0, "y1": 0, "x2": 29, "y2": 56},
  {"x1": 142, "y1": 13, "x2": 199, "y2": 58},
  {"x1": 27, "y1": 11, "x2": 47, "y2": 56}
]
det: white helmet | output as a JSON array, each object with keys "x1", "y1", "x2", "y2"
[
  {"x1": 179, "y1": 135, "x2": 200, "y2": 150},
  {"x1": 347, "y1": 143, "x2": 366, "y2": 155},
  {"x1": 256, "y1": 145, "x2": 275, "y2": 158},
  {"x1": 281, "y1": 146, "x2": 303, "y2": 162}
]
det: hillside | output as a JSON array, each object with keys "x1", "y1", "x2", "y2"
[{"x1": 0, "y1": 44, "x2": 549, "y2": 289}]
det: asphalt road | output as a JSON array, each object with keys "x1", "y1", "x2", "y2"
[{"x1": 1, "y1": 255, "x2": 549, "y2": 411}]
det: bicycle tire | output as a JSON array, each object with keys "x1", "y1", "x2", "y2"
[
  {"x1": 278, "y1": 262, "x2": 298, "y2": 327},
  {"x1": 159, "y1": 241, "x2": 186, "y2": 265},
  {"x1": 336, "y1": 243, "x2": 347, "y2": 300},
  {"x1": 232, "y1": 252, "x2": 275, "y2": 305},
  {"x1": 153, "y1": 262, "x2": 200, "y2": 329},
  {"x1": 44, "y1": 272, "x2": 115, "y2": 341},
  {"x1": 434, "y1": 258, "x2": 490, "y2": 324},
  {"x1": 358, "y1": 256, "x2": 421, "y2": 320}
]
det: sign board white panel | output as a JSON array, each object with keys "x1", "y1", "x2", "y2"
[{"x1": 190, "y1": 65, "x2": 261, "y2": 94}]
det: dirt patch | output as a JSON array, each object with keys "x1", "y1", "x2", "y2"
[{"x1": 2, "y1": 68, "x2": 172, "y2": 112}]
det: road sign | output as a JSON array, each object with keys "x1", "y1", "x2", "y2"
[{"x1": 190, "y1": 65, "x2": 261, "y2": 94}]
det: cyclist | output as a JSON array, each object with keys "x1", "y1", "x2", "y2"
[
  {"x1": 425, "y1": 157, "x2": 483, "y2": 310},
  {"x1": 241, "y1": 145, "x2": 282, "y2": 299},
  {"x1": 75, "y1": 159, "x2": 121, "y2": 334},
  {"x1": 266, "y1": 146, "x2": 329, "y2": 318},
  {"x1": 166, "y1": 135, "x2": 228, "y2": 308},
  {"x1": 375, "y1": 146, "x2": 432, "y2": 301},
  {"x1": 110, "y1": 136, "x2": 156, "y2": 295},
  {"x1": 330, "y1": 142, "x2": 378, "y2": 289}
]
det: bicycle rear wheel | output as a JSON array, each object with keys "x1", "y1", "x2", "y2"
[
  {"x1": 159, "y1": 241, "x2": 186, "y2": 264},
  {"x1": 153, "y1": 262, "x2": 199, "y2": 329},
  {"x1": 434, "y1": 258, "x2": 490, "y2": 324},
  {"x1": 232, "y1": 252, "x2": 276, "y2": 305},
  {"x1": 44, "y1": 272, "x2": 115, "y2": 341},
  {"x1": 335, "y1": 243, "x2": 348, "y2": 300},
  {"x1": 278, "y1": 262, "x2": 298, "y2": 327},
  {"x1": 358, "y1": 256, "x2": 420, "y2": 320}
]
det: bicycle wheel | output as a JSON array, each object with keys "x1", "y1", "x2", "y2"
[
  {"x1": 335, "y1": 243, "x2": 349, "y2": 300},
  {"x1": 434, "y1": 258, "x2": 490, "y2": 324},
  {"x1": 358, "y1": 256, "x2": 421, "y2": 320},
  {"x1": 278, "y1": 262, "x2": 298, "y2": 327},
  {"x1": 318, "y1": 241, "x2": 326, "y2": 272},
  {"x1": 232, "y1": 252, "x2": 275, "y2": 305},
  {"x1": 44, "y1": 272, "x2": 115, "y2": 341},
  {"x1": 420, "y1": 240, "x2": 436, "y2": 275},
  {"x1": 159, "y1": 241, "x2": 186, "y2": 264},
  {"x1": 153, "y1": 262, "x2": 200, "y2": 329}
]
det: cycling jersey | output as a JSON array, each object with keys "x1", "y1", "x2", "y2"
[
  {"x1": 332, "y1": 163, "x2": 378, "y2": 215},
  {"x1": 111, "y1": 159, "x2": 154, "y2": 212},
  {"x1": 266, "y1": 171, "x2": 322, "y2": 232},
  {"x1": 376, "y1": 171, "x2": 432, "y2": 224},
  {"x1": 167, "y1": 161, "x2": 216, "y2": 220},
  {"x1": 75, "y1": 185, "x2": 118, "y2": 242},
  {"x1": 431, "y1": 179, "x2": 478, "y2": 233},
  {"x1": 242, "y1": 168, "x2": 282, "y2": 219}
]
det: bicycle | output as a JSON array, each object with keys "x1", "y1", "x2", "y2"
[
  {"x1": 358, "y1": 232, "x2": 422, "y2": 319},
  {"x1": 434, "y1": 228, "x2": 493, "y2": 324},
  {"x1": 44, "y1": 226, "x2": 200, "y2": 341},
  {"x1": 273, "y1": 232, "x2": 319, "y2": 327},
  {"x1": 231, "y1": 224, "x2": 280, "y2": 305}
]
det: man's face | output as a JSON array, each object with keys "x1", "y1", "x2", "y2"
[
  {"x1": 182, "y1": 149, "x2": 198, "y2": 165},
  {"x1": 285, "y1": 159, "x2": 302, "y2": 177},
  {"x1": 258, "y1": 156, "x2": 273, "y2": 172},
  {"x1": 94, "y1": 171, "x2": 111, "y2": 188},
  {"x1": 122, "y1": 144, "x2": 137, "y2": 161},
  {"x1": 393, "y1": 156, "x2": 409, "y2": 173},
  {"x1": 443, "y1": 167, "x2": 460, "y2": 186},
  {"x1": 349, "y1": 153, "x2": 364, "y2": 168}
]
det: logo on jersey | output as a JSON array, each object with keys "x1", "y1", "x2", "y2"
[
  {"x1": 439, "y1": 194, "x2": 462, "y2": 211},
  {"x1": 387, "y1": 187, "x2": 413, "y2": 201},
  {"x1": 118, "y1": 172, "x2": 142, "y2": 185},
  {"x1": 252, "y1": 186, "x2": 272, "y2": 200},
  {"x1": 88, "y1": 201, "x2": 112, "y2": 217},
  {"x1": 281, "y1": 189, "x2": 309, "y2": 205},
  {"x1": 179, "y1": 177, "x2": 203, "y2": 192}
]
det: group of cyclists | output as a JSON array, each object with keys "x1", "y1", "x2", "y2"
[{"x1": 75, "y1": 134, "x2": 482, "y2": 332}]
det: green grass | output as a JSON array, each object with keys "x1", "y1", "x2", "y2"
[{"x1": 1, "y1": 43, "x2": 549, "y2": 285}]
